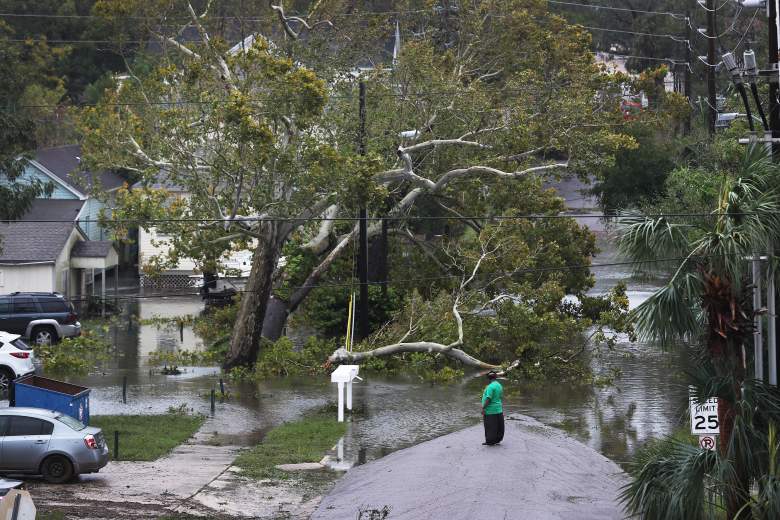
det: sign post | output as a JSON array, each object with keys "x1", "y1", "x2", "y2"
[{"x1": 690, "y1": 388, "x2": 719, "y2": 450}]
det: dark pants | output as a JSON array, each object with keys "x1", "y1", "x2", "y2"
[{"x1": 483, "y1": 412, "x2": 504, "y2": 445}]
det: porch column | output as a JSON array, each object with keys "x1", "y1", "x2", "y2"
[
  {"x1": 101, "y1": 267, "x2": 106, "y2": 317},
  {"x1": 114, "y1": 266, "x2": 119, "y2": 309}
]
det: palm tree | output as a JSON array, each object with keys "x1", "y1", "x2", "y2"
[{"x1": 618, "y1": 146, "x2": 780, "y2": 519}]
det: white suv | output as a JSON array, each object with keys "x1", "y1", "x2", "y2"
[{"x1": 0, "y1": 331, "x2": 35, "y2": 398}]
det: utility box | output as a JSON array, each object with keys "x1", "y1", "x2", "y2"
[{"x1": 12, "y1": 375, "x2": 90, "y2": 425}]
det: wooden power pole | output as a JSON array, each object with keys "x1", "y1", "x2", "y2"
[
  {"x1": 706, "y1": 0, "x2": 717, "y2": 135},
  {"x1": 357, "y1": 81, "x2": 370, "y2": 341}
]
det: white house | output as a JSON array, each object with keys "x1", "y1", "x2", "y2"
[
  {"x1": 135, "y1": 178, "x2": 252, "y2": 289},
  {"x1": 0, "y1": 200, "x2": 118, "y2": 299}
]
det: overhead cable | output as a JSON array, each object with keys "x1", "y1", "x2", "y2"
[
  {"x1": 547, "y1": 0, "x2": 687, "y2": 20},
  {"x1": 1, "y1": 212, "x2": 771, "y2": 225},
  {"x1": 56, "y1": 253, "x2": 755, "y2": 301}
]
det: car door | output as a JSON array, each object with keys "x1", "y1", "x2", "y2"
[
  {"x1": 9, "y1": 298, "x2": 40, "y2": 336},
  {"x1": 0, "y1": 298, "x2": 12, "y2": 333},
  {"x1": 0, "y1": 416, "x2": 53, "y2": 472}
]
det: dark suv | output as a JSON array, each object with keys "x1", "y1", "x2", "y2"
[{"x1": 0, "y1": 293, "x2": 81, "y2": 345}]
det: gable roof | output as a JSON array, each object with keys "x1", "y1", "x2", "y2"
[
  {"x1": 71, "y1": 241, "x2": 113, "y2": 258},
  {"x1": 18, "y1": 199, "x2": 85, "y2": 223},
  {"x1": 0, "y1": 221, "x2": 79, "y2": 263},
  {"x1": 0, "y1": 200, "x2": 88, "y2": 263},
  {"x1": 33, "y1": 145, "x2": 125, "y2": 196}
]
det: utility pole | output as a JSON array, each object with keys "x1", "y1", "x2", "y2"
[
  {"x1": 380, "y1": 218, "x2": 388, "y2": 298},
  {"x1": 706, "y1": 0, "x2": 717, "y2": 135},
  {"x1": 357, "y1": 81, "x2": 370, "y2": 341},
  {"x1": 769, "y1": 0, "x2": 780, "y2": 385},
  {"x1": 685, "y1": 10, "x2": 692, "y2": 134},
  {"x1": 770, "y1": 0, "x2": 780, "y2": 157}
]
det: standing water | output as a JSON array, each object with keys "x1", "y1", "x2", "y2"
[{"x1": 49, "y1": 232, "x2": 687, "y2": 469}]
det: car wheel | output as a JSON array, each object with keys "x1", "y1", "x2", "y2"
[
  {"x1": 41, "y1": 455, "x2": 74, "y2": 484},
  {"x1": 31, "y1": 326, "x2": 57, "y2": 346},
  {"x1": 0, "y1": 367, "x2": 13, "y2": 399}
]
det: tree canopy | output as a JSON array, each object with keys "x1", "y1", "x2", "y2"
[{"x1": 79, "y1": 0, "x2": 670, "y2": 371}]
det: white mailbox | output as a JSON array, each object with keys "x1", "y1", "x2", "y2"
[{"x1": 331, "y1": 365, "x2": 361, "y2": 422}]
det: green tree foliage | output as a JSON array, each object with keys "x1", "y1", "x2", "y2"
[
  {"x1": 0, "y1": 20, "x2": 59, "y2": 227},
  {"x1": 0, "y1": 0, "x2": 131, "y2": 98},
  {"x1": 591, "y1": 124, "x2": 676, "y2": 212},
  {"x1": 618, "y1": 147, "x2": 780, "y2": 519},
  {"x1": 82, "y1": 0, "x2": 647, "y2": 370}
]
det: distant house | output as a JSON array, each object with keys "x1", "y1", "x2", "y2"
[
  {"x1": 135, "y1": 178, "x2": 252, "y2": 289},
  {"x1": 19, "y1": 145, "x2": 126, "y2": 241},
  {"x1": 0, "y1": 200, "x2": 118, "y2": 299}
]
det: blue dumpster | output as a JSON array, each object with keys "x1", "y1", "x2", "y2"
[{"x1": 12, "y1": 375, "x2": 90, "y2": 425}]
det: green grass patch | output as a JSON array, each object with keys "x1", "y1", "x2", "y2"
[
  {"x1": 234, "y1": 413, "x2": 346, "y2": 480},
  {"x1": 36, "y1": 512, "x2": 66, "y2": 520},
  {"x1": 91, "y1": 412, "x2": 204, "y2": 461}
]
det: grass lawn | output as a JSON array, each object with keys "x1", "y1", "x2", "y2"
[
  {"x1": 91, "y1": 413, "x2": 205, "y2": 461},
  {"x1": 234, "y1": 413, "x2": 346, "y2": 480}
]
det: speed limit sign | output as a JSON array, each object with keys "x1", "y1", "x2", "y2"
[{"x1": 690, "y1": 387, "x2": 720, "y2": 435}]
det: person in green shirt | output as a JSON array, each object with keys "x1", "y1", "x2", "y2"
[{"x1": 481, "y1": 370, "x2": 504, "y2": 445}]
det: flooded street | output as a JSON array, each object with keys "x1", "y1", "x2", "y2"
[{"x1": 55, "y1": 231, "x2": 688, "y2": 469}]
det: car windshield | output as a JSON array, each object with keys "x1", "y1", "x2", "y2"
[
  {"x1": 55, "y1": 414, "x2": 86, "y2": 431},
  {"x1": 10, "y1": 338, "x2": 31, "y2": 351}
]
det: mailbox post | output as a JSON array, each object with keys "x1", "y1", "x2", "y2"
[{"x1": 330, "y1": 365, "x2": 361, "y2": 422}]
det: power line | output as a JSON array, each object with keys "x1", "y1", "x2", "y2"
[
  {"x1": 547, "y1": 0, "x2": 687, "y2": 20},
  {"x1": 694, "y1": 4, "x2": 743, "y2": 40},
  {"x1": 695, "y1": 0, "x2": 736, "y2": 13},
  {"x1": 57, "y1": 253, "x2": 741, "y2": 303},
  {"x1": 0, "y1": 8, "x2": 431, "y2": 21},
  {"x1": 54, "y1": 250, "x2": 763, "y2": 307},
  {"x1": 0, "y1": 73, "x2": 682, "y2": 111},
  {"x1": 0, "y1": 212, "x2": 770, "y2": 225},
  {"x1": 580, "y1": 25, "x2": 692, "y2": 49},
  {"x1": 595, "y1": 51, "x2": 692, "y2": 71}
]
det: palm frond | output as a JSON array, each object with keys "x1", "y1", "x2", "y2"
[
  {"x1": 621, "y1": 435, "x2": 717, "y2": 520},
  {"x1": 616, "y1": 213, "x2": 698, "y2": 274},
  {"x1": 686, "y1": 358, "x2": 738, "y2": 403},
  {"x1": 631, "y1": 272, "x2": 703, "y2": 344}
]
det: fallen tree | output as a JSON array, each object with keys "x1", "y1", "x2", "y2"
[
  {"x1": 83, "y1": 0, "x2": 676, "y2": 369},
  {"x1": 327, "y1": 221, "x2": 635, "y2": 377}
]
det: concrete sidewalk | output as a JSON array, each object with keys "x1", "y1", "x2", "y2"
[{"x1": 312, "y1": 415, "x2": 629, "y2": 520}]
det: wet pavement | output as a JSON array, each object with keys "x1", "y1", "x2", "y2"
[{"x1": 313, "y1": 415, "x2": 629, "y2": 520}]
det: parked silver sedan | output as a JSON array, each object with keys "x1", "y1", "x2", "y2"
[{"x1": 0, "y1": 408, "x2": 109, "y2": 483}]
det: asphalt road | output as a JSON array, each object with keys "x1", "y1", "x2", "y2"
[{"x1": 312, "y1": 415, "x2": 629, "y2": 520}]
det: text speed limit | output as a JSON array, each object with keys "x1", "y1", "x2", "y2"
[{"x1": 689, "y1": 389, "x2": 719, "y2": 435}]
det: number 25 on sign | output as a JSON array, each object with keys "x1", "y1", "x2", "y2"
[{"x1": 689, "y1": 387, "x2": 719, "y2": 435}]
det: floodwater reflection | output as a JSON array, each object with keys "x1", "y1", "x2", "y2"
[{"x1": 52, "y1": 234, "x2": 688, "y2": 468}]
